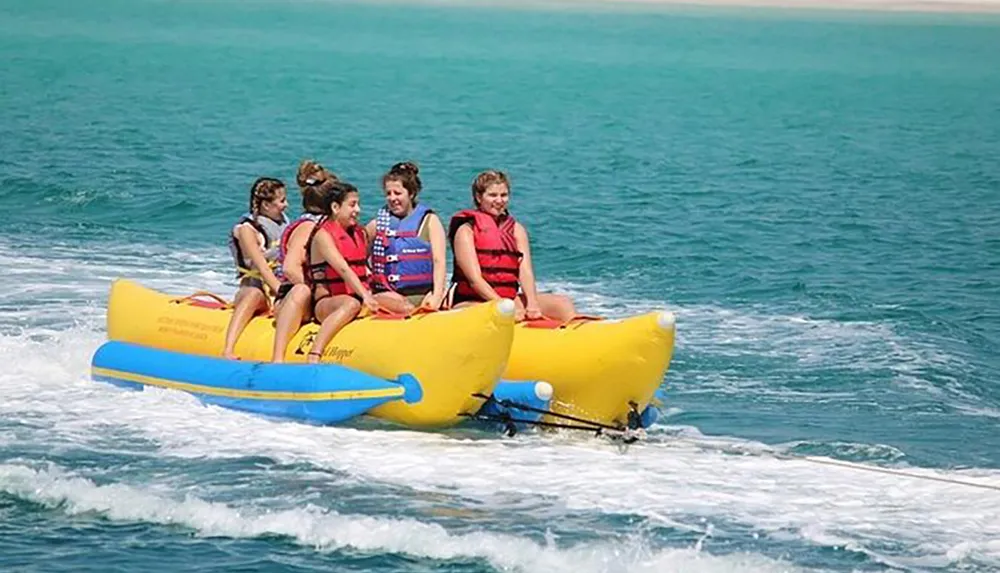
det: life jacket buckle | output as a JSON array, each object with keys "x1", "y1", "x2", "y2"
[
  {"x1": 387, "y1": 274, "x2": 401, "y2": 283},
  {"x1": 386, "y1": 254, "x2": 400, "y2": 263}
]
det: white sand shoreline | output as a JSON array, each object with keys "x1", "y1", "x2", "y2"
[{"x1": 403, "y1": 0, "x2": 1000, "y2": 14}]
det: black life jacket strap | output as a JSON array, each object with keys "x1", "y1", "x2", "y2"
[{"x1": 476, "y1": 247, "x2": 523, "y2": 258}]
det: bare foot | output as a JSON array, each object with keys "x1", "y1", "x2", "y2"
[
  {"x1": 306, "y1": 353, "x2": 321, "y2": 364},
  {"x1": 222, "y1": 351, "x2": 238, "y2": 360}
]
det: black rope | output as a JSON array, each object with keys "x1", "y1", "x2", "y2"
[
  {"x1": 471, "y1": 392, "x2": 625, "y2": 432},
  {"x1": 462, "y1": 412, "x2": 606, "y2": 433},
  {"x1": 461, "y1": 412, "x2": 640, "y2": 444}
]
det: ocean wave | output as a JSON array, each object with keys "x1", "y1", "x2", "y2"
[
  {"x1": 0, "y1": 463, "x2": 802, "y2": 573},
  {"x1": 777, "y1": 440, "x2": 906, "y2": 466},
  {"x1": 0, "y1": 173, "x2": 241, "y2": 237}
]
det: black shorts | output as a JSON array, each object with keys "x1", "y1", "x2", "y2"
[
  {"x1": 274, "y1": 282, "x2": 294, "y2": 302},
  {"x1": 239, "y1": 276, "x2": 266, "y2": 294},
  {"x1": 451, "y1": 291, "x2": 485, "y2": 306}
]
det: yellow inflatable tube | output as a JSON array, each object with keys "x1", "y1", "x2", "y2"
[
  {"x1": 106, "y1": 279, "x2": 515, "y2": 428},
  {"x1": 504, "y1": 311, "x2": 676, "y2": 428}
]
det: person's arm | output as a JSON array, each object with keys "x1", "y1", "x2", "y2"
[
  {"x1": 453, "y1": 223, "x2": 502, "y2": 301},
  {"x1": 314, "y1": 230, "x2": 377, "y2": 310},
  {"x1": 236, "y1": 224, "x2": 281, "y2": 293},
  {"x1": 364, "y1": 219, "x2": 377, "y2": 244},
  {"x1": 514, "y1": 222, "x2": 542, "y2": 318},
  {"x1": 281, "y1": 223, "x2": 313, "y2": 285},
  {"x1": 423, "y1": 214, "x2": 448, "y2": 308}
]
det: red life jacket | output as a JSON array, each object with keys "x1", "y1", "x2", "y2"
[
  {"x1": 306, "y1": 218, "x2": 369, "y2": 296},
  {"x1": 448, "y1": 209, "x2": 522, "y2": 300},
  {"x1": 278, "y1": 213, "x2": 324, "y2": 283}
]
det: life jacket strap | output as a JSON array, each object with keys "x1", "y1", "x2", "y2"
[
  {"x1": 479, "y1": 265, "x2": 520, "y2": 272},
  {"x1": 476, "y1": 247, "x2": 523, "y2": 258},
  {"x1": 378, "y1": 252, "x2": 433, "y2": 264},
  {"x1": 387, "y1": 273, "x2": 434, "y2": 284},
  {"x1": 236, "y1": 257, "x2": 280, "y2": 280},
  {"x1": 237, "y1": 266, "x2": 262, "y2": 280},
  {"x1": 384, "y1": 229, "x2": 419, "y2": 239}
]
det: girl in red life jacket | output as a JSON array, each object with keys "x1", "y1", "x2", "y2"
[
  {"x1": 364, "y1": 161, "x2": 448, "y2": 315},
  {"x1": 449, "y1": 170, "x2": 576, "y2": 322},
  {"x1": 304, "y1": 181, "x2": 379, "y2": 364},
  {"x1": 222, "y1": 177, "x2": 289, "y2": 360},
  {"x1": 270, "y1": 160, "x2": 339, "y2": 362}
]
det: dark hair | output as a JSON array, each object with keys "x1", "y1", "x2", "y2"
[
  {"x1": 321, "y1": 181, "x2": 359, "y2": 215},
  {"x1": 250, "y1": 177, "x2": 286, "y2": 216},
  {"x1": 296, "y1": 160, "x2": 339, "y2": 214},
  {"x1": 382, "y1": 161, "x2": 422, "y2": 201},
  {"x1": 471, "y1": 169, "x2": 510, "y2": 206}
]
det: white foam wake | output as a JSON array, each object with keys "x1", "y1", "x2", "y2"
[
  {"x1": 0, "y1": 241, "x2": 232, "y2": 333},
  {"x1": 0, "y1": 463, "x2": 800, "y2": 573},
  {"x1": 2, "y1": 325, "x2": 998, "y2": 570}
]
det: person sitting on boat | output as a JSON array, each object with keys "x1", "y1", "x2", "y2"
[
  {"x1": 304, "y1": 180, "x2": 379, "y2": 364},
  {"x1": 222, "y1": 177, "x2": 289, "y2": 359},
  {"x1": 449, "y1": 169, "x2": 576, "y2": 322},
  {"x1": 365, "y1": 161, "x2": 447, "y2": 314},
  {"x1": 270, "y1": 160, "x2": 337, "y2": 362}
]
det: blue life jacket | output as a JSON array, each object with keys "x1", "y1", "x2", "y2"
[{"x1": 370, "y1": 203, "x2": 434, "y2": 296}]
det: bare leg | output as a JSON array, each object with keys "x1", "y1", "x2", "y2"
[
  {"x1": 373, "y1": 291, "x2": 415, "y2": 315},
  {"x1": 271, "y1": 284, "x2": 312, "y2": 363},
  {"x1": 537, "y1": 293, "x2": 576, "y2": 322},
  {"x1": 515, "y1": 293, "x2": 577, "y2": 322},
  {"x1": 222, "y1": 287, "x2": 268, "y2": 359},
  {"x1": 307, "y1": 295, "x2": 362, "y2": 364}
]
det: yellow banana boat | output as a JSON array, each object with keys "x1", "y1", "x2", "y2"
[
  {"x1": 504, "y1": 311, "x2": 676, "y2": 428},
  {"x1": 105, "y1": 279, "x2": 514, "y2": 428}
]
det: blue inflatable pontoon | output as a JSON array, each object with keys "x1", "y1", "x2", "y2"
[
  {"x1": 91, "y1": 341, "x2": 421, "y2": 424},
  {"x1": 474, "y1": 380, "x2": 553, "y2": 433}
]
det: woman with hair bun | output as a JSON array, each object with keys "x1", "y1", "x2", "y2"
[
  {"x1": 366, "y1": 161, "x2": 448, "y2": 314},
  {"x1": 270, "y1": 160, "x2": 338, "y2": 362}
]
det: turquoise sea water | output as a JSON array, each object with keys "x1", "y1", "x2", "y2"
[{"x1": 2, "y1": 0, "x2": 999, "y2": 571}]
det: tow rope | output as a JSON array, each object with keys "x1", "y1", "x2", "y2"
[
  {"x1": 462, "y1": 393, "x2": 644, "y2": 447},
  {"x1": 633, "y1": 431, "x2": 1000, "y2": 493},
  {"x1": 465, "y1": 394, "x2": 1000, "y2": 491}
]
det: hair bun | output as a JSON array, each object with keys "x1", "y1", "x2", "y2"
[
  {"x1": 297, "y1": 159, "x2": 330, "y2": 188},
  {"x1": 391, "y1": 161, "x2": 419, "y2": 176}
]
